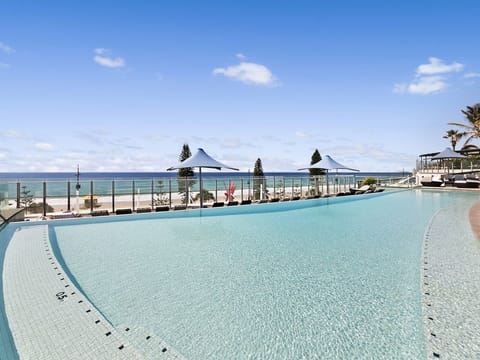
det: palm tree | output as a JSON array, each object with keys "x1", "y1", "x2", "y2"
[
  {"x1": 448, "y1": 104, "x2": 480, "y2": 145},
  {"x1": 442, "y1": 129, "x2": 463, "y2": 151}
]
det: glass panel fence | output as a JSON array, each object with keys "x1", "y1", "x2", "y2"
[{"x1": 0, "y1": 174, "x2": 407, "y2": 218}]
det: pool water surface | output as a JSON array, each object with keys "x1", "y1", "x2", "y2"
[{"x1": 52, "y1": 190, "x2": 477, "y2": 359}]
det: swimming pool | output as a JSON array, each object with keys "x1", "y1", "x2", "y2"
[{"x1": 2, "y1": 189, "x2": 478, "y2": 359}]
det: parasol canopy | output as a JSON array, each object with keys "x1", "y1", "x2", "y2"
[
  {"x1": 298, "y1": 155, "x2": 359, "y2": 194},
  {"x1": 167, "y1": 148, "x2": 239, "y2": 208}
]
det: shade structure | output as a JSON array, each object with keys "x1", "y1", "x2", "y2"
[
  {"x1": 431, "y1": 147, "x2": 467, "y2": 160},
  {"x1": 167, "y1": 148, "x2": 239, "y2": 208},
  {"x1": 431, "y1": 147, "x2": 467, "y2": 174},
  {"x1": 298, "y1": 155, "x2": 359, "y2": 194},
  {"x1": 299, "y1": 155, "x2": 359, "y2": 172}
]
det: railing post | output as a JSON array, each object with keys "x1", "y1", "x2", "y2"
[
  {"x1": 43, "y1": 182, "x2": 47, "y2": 216},
  {"x1": 67, "y1": 181, "x2": 71, "y2": 211},
  {"x1": 215, "y1": 179, "x2": 218, "y2": 202},
  {"x1": 273, "y1": 177, "x2": 276, "y2": 199},
  {"x1": 16, "y1": 182, "x2": 20, "y2": 208},
  {"x1": 184, "y1": 177, "x2": 188, "y2": 205},
  {"x1": 132, "y1": 180, "x2": 135, "y2": 211},
  {"x1": 169, "y1": 179, "x2": 172, "y2": 207},
  {"x1": 90, "y1": 181, "x2": 94, "y2": 213},
  {"x1": 241, "y1": 179, "x2": 244, "y2": 201},
  {"x1": 151, "y1": 179, "x2": 154, "y2": 209},
  {"x1": 112, "y1": 181, "x2": 115, "y2": 213}
]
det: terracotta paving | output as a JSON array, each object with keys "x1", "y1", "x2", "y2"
[{"x1": 468, "y1": 200, "x2": 480, "y2": 239}]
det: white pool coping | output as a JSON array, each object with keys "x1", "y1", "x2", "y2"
[{"x1": 3, "y1": 224, "x2": 184, "y2": 359}]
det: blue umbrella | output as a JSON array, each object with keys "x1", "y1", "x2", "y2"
[{"x1": 167, "y1": 148, "x2": 239, "y2": 207}]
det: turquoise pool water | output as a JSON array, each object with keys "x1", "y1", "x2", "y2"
[{"x1": 51, "y1": 190, "x2": 478, "y2": 359}]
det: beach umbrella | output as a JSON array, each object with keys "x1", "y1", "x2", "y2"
[
  {"x1": 298, "y1": 155, "x2": 359, "y2": 194},
  {"x1": 167, "y1": 148, "x2": 239, "y2": 208},
  {"x1": 431, "y1": 147, "x2": 467, "y2": 173}
]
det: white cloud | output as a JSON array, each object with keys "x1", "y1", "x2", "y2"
[
  {"x1": 0, "y1": 62, "x2": 10, "y2": 69},
  {"x1": 464, "y1": 72, "x2": 480, "y2": 78},
  {"x1": 295, "y1": 131, "x2": 308, "y2": 138},
  {"x1": 394, "y1": 57, "x2": 463, "y2": 95},
  {"x1": 34, "y1": 142, "x2": 54, "y2": 152},
  {"x1": 213, "y1": 61, "x2": 278, "y2": 86},
  {"x1": 0, "y1": 130, "x2": 23, "y2": 138},
  {"x1": 93, "y1": 48, "x2": 126, "y2": 68},
  {"x1": 236, "y1": 53, "x2": 246, "y2": 60},
  {"x1": 416, "y1": 57, "x2": 463, "y2": 75},
  {"x1": 407, "y1": 76, "x2": 447, "y2": 95},
  {"x1": 94, "y1": 48, "x2": 108, "y2": 55},
  {"x1": 0, "y1": 41, "x2": 15, "y2": 54}
]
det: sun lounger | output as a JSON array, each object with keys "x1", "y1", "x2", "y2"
[
  {"x1": 212, "y1": 202, "x2": 224, "y2": 207},
  {"x1": 454, "y1": 174, "x2": 480, "y2": 188},
  {"x1": 91, "y1": 210, "x2": 109, "y2": 217},
  {"x1": 155, "y1": 206, "x2": 170, "y2": 212},
  {"x1": 349, "y1": 185, "x2": 372, "y2": 195},
  {"x1": 116, "y1": 208, "x2": 132, "y2": 215}
]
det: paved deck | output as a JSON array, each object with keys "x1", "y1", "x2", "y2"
[
  {"x1": 3, "y1": 225, "x2": 184, "y2": 360},
  {"x1": 422, "y1": 200, "x2": 480, "y2": 359}
]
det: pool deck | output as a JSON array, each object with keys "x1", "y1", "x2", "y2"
[
  {"x1": 3, "y1": 224, "x2": 184, "y2": 360},
  {"x1": 422, "y1": 199, "x2": 480, "y2": 359}
]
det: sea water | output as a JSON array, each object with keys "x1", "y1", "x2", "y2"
[{"x1": 52, "y1": 190, "x2": 472, "y2": 359}]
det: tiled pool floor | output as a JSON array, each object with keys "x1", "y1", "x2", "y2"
[
  {"x1": 422, "y1": 200, "x2": 480, "y2": 358},
  {"x1": 3, "y1": 225, "x2": 184, "y2": 360}
]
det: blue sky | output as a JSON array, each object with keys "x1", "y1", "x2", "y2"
[{"x1": 1, "y1": 1, "x2": 480, "y2": 172}]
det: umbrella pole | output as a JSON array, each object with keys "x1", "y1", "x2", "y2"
[
  {"x1": 326, "y1": 172, "x2": 329, "y2": 195},
  {"x1": 199, "y1": 167, "x2": 203, "y2": 208}
]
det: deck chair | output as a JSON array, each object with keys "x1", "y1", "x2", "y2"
[{"x1": 349, "y1": 185, "x2": 371, "y2": 195}]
